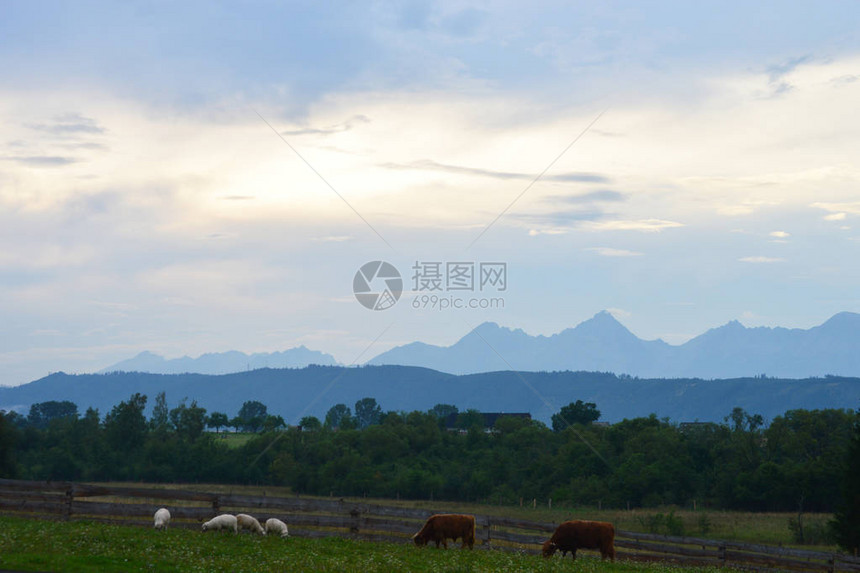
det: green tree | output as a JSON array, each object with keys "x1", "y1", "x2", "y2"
[
  {"x1": 765, "y1": 409, "x2": 855, "y2": 511},
  {"x1": 1, "y1": 411, "x2": 27, "y2": 429},
  {"x1": 0, "y1": 411, "x2": 18, "y2": 477},
  {"x1": 150, "y1": 392, "x2": 170, "y2": 431},
  {"x1": 712, "y1": 408, "x2": 767, "y2": 509},
  {"x1": 429, "y1": 404, "x2": 458, "y2": 419},
  {"x1": 299, "y1": 416, "x2": 322, "y2": 431},
  {"x1": 354, "y1": 397, "x2": 382, "y2": 430},
  {"x1": 170, "y1": 399, "x2": 207, "y2": 441},
  {"x1": 27, "y1": 400, "x2": 78, "y2": 429},
  {"x1": 237, "y1": 400, "x2": 268, "y2": 433},
  {"x1": 103, "y1": 393, "x2": 148, "y2": 451},
  {"x1": 831, "y1": 409, "x2": 860, "y2": 553},
  {"x1": 262, "y1": 414, "x2": 286, "y2": 433},
  {"x1": 726, "y1": 406, "x2": 764, "y2": 432},
  {"x1": 206, "y1": 412, "x2": 230, "y2": 432},
  {"x1": 324, "y1": 404, "x2": 352, "y2": 429},
  {"x1": 552, "y1": 400, "x2": 600, "y2": 432},
  {"x1": 456, "y1": 409, "x2": 484, "y2": 430}
]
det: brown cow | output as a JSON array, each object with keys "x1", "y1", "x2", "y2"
[
  {"x1": 412, "y1": 514, "x2": 476, "y2": 549},
  {"x1": 542, "y1": 520, "x2": 615, "y2": 561}
]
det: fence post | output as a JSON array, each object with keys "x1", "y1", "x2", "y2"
[
  {"x1": 212, "y1": 495, "x2": 220, "y2": 516},
  {"x1": 718, "y1": 543, "x2": 727, "y2": 567},
  {"x1": 827, "y1": 554, "x2": 835, "y2": 573},
  {"x1": 64, "y1": 485, "x2": 73, "y2": 521},
  {"x1": 482, "y1": 516, "x2": 491, "y2": 548},
  {"x1": 349, "y1": 508, "x2": 361, "y2": 537}
]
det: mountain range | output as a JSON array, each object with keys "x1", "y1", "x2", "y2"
[
  {"x1": 99, "y1": 346, "x2": 338, "y2": 375},
  {"x1": 5, "y1": 311, "x2": 860, "y2": 425},
  {"x1": 367, "y1": 311, "x2": 860, "y2": 379},
  {"x1": 95, "y1": 312, "x2": 860, "y2": 380}
]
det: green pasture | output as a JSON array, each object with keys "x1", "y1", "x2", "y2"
[{"x1": 0, "y1": 515, "x2": 738, "y2": 573}]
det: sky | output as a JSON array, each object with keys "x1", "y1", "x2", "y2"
[{"x1": 1, "y1": 1, "x2": 860, "y2": 387}]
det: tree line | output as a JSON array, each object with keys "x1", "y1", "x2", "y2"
[{"x1": 0, "y1": 395, "x2": 858, "y2": 552}]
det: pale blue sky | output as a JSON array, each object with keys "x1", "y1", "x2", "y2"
[{"x1": 1, "y1": 1, "x2": 859, "y2": 386}]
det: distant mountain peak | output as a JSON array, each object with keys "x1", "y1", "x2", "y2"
[
  {"x1": 821, "y1": 311, "x2": 860, "y2": 327},
  {"x1": 466, "y1": 321, "x2": 529, "y2": 340},
  {"x1": 592, "y1": 310, "x2": 624, "y2": 324},
  {"x1": 98, "y1": 346, "x2": 339, "y2": 375},
  {"x1": 134, "y1": 350, "x2": 162, "y2": 359},
  {"x1": 367, "y1": 310, "x2": 860, "y2": 378},
  {"x1": 573, "y1": 310, "x2": 633, "y2": 337},
  {"x1": 473, "y1": 321, "x2": 501, "y2": 332}
]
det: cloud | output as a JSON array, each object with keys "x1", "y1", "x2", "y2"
[
  {"x1": 27, "y1": 113, "x2": 105, "y2": 135},
  {"x1": 1, "y1": 155, "x2": 77, "y2": 167},
  {"x1": 380, "y1": 159, "x2": 610, "y2": 183},
  {"x1": 606, "y1": 308, "x2": 632, "y2": 319},
  {"x1": 312, "y1": 235, "x2": 352, "y2": 242},
  {"x1": 812, "y1": 201, "x2": 860, "y2": 215},
  {"x1": 528, "y1": 227, "x2": 569, "y2": 236},
  {"x1": 769, "y1": 231, "x2": 790, "y2": 238},
  {"x1": 57, "y1": 142, "x2": 108, "y2": 151},
  {"x1": 831, "y1": 75, "x2": 858, "y2": 86},
  {"x1": 739, "y1": 256, "x2": 784, "y2": 263},
  {"x1": 550, "y1": 190, "x2": 626, "y2": 204},
  {"x1": 766, "y1": 55, "x2": 812, "y2": 83},
  {"x1": 825, "y1": 213, "x2": 847, "y2": 221},
  {"x1": 515, "y1": 190, "x2": 627, "y2": 232},
  {"x1": 582, "y1": 219, "x2": 685, "y2": 233},
  {"x1": 586, "y1": 247, "x2": 643, "y2": 257},
  {"x1": 281, "y1": 115, "x2": 371, "y2": 136},
  {"x1": 513, "y1": 209, "x2": 609, "y2": 230}
]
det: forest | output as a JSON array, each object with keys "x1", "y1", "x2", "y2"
[{"x1": 1, "y1": 394, "x2": 858, "y2": 533}]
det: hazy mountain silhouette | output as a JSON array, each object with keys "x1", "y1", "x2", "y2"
[
  {"x1": 1, "y1": 367, "x2": 858, "y2": 425},
  {"x1": 99, "y1": 346, "x2": 338, "y2": 375},
  {"x1": 368, "y1": 311, "x2": 860, "y2": 378}
]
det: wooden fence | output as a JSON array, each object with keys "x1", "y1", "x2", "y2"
[{"x1": 2, "y1": 478, "x2": 859, "y2": 572}]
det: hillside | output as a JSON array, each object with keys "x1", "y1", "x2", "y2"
[{"x1": 2, "y1": 366, "x2": 858, "y2": 425}]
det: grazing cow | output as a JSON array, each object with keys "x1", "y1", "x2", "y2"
[
  {"x1": 542, "y1": 520, "x2": 615, "y2": 561},
  {"x1": 412, "y1": 514, "x2": 476, "y2": 549}
]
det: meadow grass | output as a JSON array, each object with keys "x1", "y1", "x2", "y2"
[
  {"x1": 0, "y1": 515, "x2": 737, "y2": 573},
  {"x1": 214, "y1": 432, "x2": 256, "y2": 449},
  {"x1": 85, "y1": 482, "x2": 833, "y2": 549}
]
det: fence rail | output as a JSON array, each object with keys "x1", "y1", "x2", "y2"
[{"x1": 1, "y1": 478, "x2": 859, "y2": 572}]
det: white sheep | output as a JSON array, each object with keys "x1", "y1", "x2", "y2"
[
  {"x1": 153, "y1": 507, "x2": 171, "y2": 530},
  {"x1": 202, "y1": 514, "x2": 238, "y2": 533},
  {"x1": 265, "y1": 518, "x2": 289, "y2": 538},
  {"x1": 236, "y1": 513, "x2": 266, "y2": 535}
]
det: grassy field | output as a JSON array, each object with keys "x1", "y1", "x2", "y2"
[
  {"x1": 0, "y1": 515, "x2": 738, "y2": 573},
  {"x1": 89, "y1": 482, "x2": 834, "y2": 549},
  {"x1": 212, "y1": 432, "x2": 256, "y2": 448}
]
